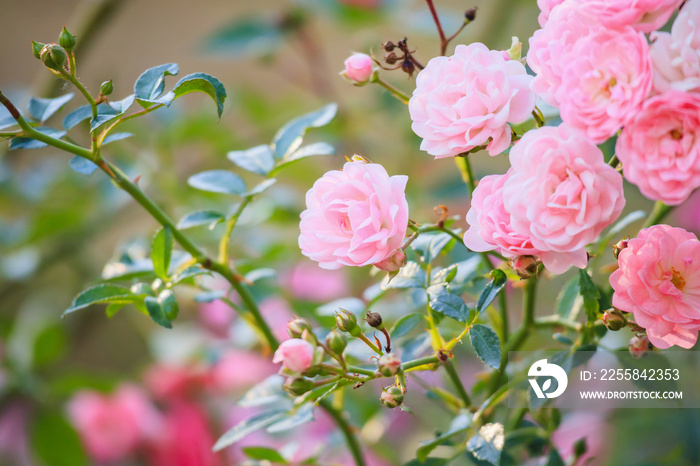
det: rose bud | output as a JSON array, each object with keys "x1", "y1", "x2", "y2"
[
  {"x1": 377, "y1": 353, "x2": 401, "y2": 377},
  {"x1": 325, "y1": 328, "x2": 347, "y2": 355},
  {"x1": 31, "y1": 40, "x2": 46, "y2": 59},
  {"x1": 510, "y1": 255, "x2": 539, "y2": 279},
  {"x1": 41, "y1": 43, "x2": 67, "y2": 70},
  {"x1": 602, "y1": 308, "x2": 627, "y2": 331},
  {"x1": 375, "y1": 249, "x2": 407, "y2": 273},
  {"x1": 59, "y1": 26, "x2": 76, "y2": 53},
  {"x1": 272, "y1": 339, "x2": 315, "y2": 373},
  {"x1": 382, "y1": 41, "x2": 396, "y2": 52},
  {"x1": 380, "y1": 386, "x2": 404, "y2": 408},
  {"x1": 465, "y1": 6, "x2": 477, "y2": 22},
  {"x1": 342, "y1": 53, "x2": 374, "y2": 83},
  {"x1": 100, "y1": 80, "x2": 114, "y2": 96},
  {"x1": 283, "y1": 377, "x2": 315, "y2": 396},
  {"x1": 629, "y1": 335, "x2": 653, "y2": 359},
  {"x1": 365, "y1": 311, "x2": 384, "y2": 329},
  {"x1": 335, "y1": 309, "x2": 361, "y2": 337},
  {"x1": 612, "y1": 238, "x2": 629, "y2": 260},
  {"x1": 287, "y1": 317, "x2": 313, "y2": 339}
]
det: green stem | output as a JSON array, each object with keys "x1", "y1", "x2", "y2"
[
  {"x1": 443, "y1": 360, "x2": 472, "y2": 407},
  {"x1": 455, "y1": 156, "x2": 476, "y2": 194},
  {"x1": 372, "y1": 76, "x2": 410, "y2": 104},
  {"x1": 403, "y1": 355, "x2": 440, "y2": 371},
  {"x1": 642, "y1": 201, "x2": 673, "y2": 229},
  {"x1": 319, "y1": 400, "x2": 365, "y2": 466},
  {"x1": 219, "y1": 196, "x2": 252, "y2": 264},
  {"x1": 607, "y1": 154, "x2": 619, "y2": 169},
  {"x1": 534, "y1": 315, "x2": 581, "y2": 332},
  {"x1": 499, "y1": 291, "x2": 509, "y2": 342}
]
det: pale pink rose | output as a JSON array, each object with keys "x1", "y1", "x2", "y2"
[
  {"x1": 528, "y1": 4, "x2": 600, "y2": 107},
  {"x1": 284, "y1": 262, "x2": 349, "y2": 301},
  {"x1": 501, "y1": 125, "x2": 625, "y2": 274},
  {"x1": 272, "y1": 339, "x2": 315, "y2": 373},
  {"x1": 67, "y1": 384, "x2": 162, "y2": 463},
  {"x1": 144, "y1": 364, "x2": 209, "y2": 401},
  {"x1": 616, "y1": 91, "x2": 700, "y2": 205},
  {"x1": 558, "y1": 26, "x2": 653, "y2": 143},
  {"x1": 198, "y1": 299, "x2": 235, "y2": 338},
  {"x1": 551, "y1": 412, "x2": 607, "y2": 464},
  {"x1": 409, "y1": 43, "x2": 536, "y2": 158},
  {"x1": 537, "y1": 0, "x2": 566, "y2": 26},
  {"x1": 343, "y1": 53, "x2": 374, "y2": 83},
  {"x1": 610, "y1": 225, "x2": 700, "y2": 349},
  {"x1": 145, "y1": 400, "x2": 223, "y2": 466},
  {"x1": 651, "y1": 0, "x2": 700, "y2": 93},
  {"x1": 209, "y1": 349, "x2": 277, "y2": 392},
  {"x1": 576, "y1": 0, "x2": 682, "y2": 32},
  {"x1": 260, "y1": 296, "x2": 295, "y2": 341},
  {"x1": 299, "y1": 161, "x2": 409, "y2": 269}
]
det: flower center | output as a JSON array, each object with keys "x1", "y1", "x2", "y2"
[
  {"x1": 671, "y1": 267, "x2": 686, "y2": 291},
  {"x1": 670, "y1": 129, "x2": 683, "y2": 140}
]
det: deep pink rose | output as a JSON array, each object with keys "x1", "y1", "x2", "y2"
[
  {"x1": 272, "y1": 339, "x2": 315, "y2": 373},
  {"x1": 610, "y1": 225, "x2": 700, "y2": 349},
  {"x1": 67, "y1": 384, "x2": 161, "y2": 463},
  {"x1": 616, "y1": 91, "x2": 700, "y2": 205},
  {"x1": 409, "y1": 43, "x2": 536, "y2": 158},
  {"x1": 299, "y1": 160, "x2": 408, "y2": 269},
  {"x1": 343, "y1": 53, "x2": 374, "y2": 83},
  {"x1": 558, "y1": 26, "x2": 652, "y2": 143},
  {"x1": 144, "y1": 364, "x2": 209, "y2": 401},
  {"x1": 651, "y1": 0, "x2": 700, "y2": 93},
  {"x1": 501, "y1": 125, "x2": 625, "y2": 274},
  {"x1": 576, "y1": 0, "x2": 682, "y2": 32},
  {"x1": 536, "y1": 0, "x2": 566, "y2": 26}
]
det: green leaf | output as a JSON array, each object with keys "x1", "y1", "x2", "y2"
[
  {"x1": 172, "y1": 72, "x2": 227, "y2": 118},
  {"x1": 228, "y1": 144, "x2": 275, "y2": 175},
  {"x1": 470, "y1": 324, "x2": 501, "y2": 370},
  {"x1": 103, "y1": 132, "x2": 133, "y2": 145},
  {"x1": 432, "y1": 264, "x2": 458, "y2": 286},
  {"x1": 177, "y1": 210, "x2": 224, "y2": 230},
  {"x1": 578, "y1": 269, "x2": 600, "y2": 322},
  {"x1": 266, "y1": 403, "x2": 315, "y2": 433},
  {"x1": 10, "y1": 127, "x2": 66, "y2": 150},
  {"x1": 89, "y1": 104, "x2": 121, "y2": 132},
  {"x1": 69, "y1": 156, "x2": 98, "y2": 175},
  {"x1": 429, "y1": 294, "x2": 471, "y2": 323},
  {"x1": 390, "y1": 313, "x2": 424, "y2": 340},
  {"x1": 246, "y1": 178, "x2": 276, "y2": 196},
  {"x1": 416, "y1": 412, "x2": 471, "y2": 462},
  {"x1": 403, "y1": 459, "x2": 448, "y2": 466},
  {"x1": 171, "y1": 266, "x2": 211, "y2": 285},
  {"x1": 477, "y1": 269, "x2": 508, "y2": 314},
  {"x1": 188, "y1": 170, "x2": 247, "y2": 195},
  {"x1": 283, "y1": 141, "x2": 335, "y2": 165},
  {"x1": 158, "y1": 289, "x2": 179, "y2": 320},
  {"x1": 205, "y1": 18, "x2": 284, "y2": 58},
  {"x1": 63, "y1": 284, "x2": 135, "y2": 315},
  {"x1": 29, "y1": 93, "x2": 74, "y2": 122},
  {"x1": 245, "y1": 268, "x2": 276, "y2": 282},
  {"x1": 195, "y1": 290, "x2": 226, "y2": 303},
  {"x1": 152, "y1": 227, "x2": 173, "y2": 280},
  {"x1": 413, "y1": 232, "x2": 453, "y2": 263},
  {"x1": 213, "y1": 409, "x2": 288, "y2": 451},
  {"x1": 31, "y1": 411, "x2": 87, "y2": 466},
  {"x1": 546, "y1": 447, "x2": 566, "y2": 466},
  {"x1": 467, "y1": 423, "x2": 504, "y2": 466},
  {"x1": 243, "y1": 446, "x2": 287, "y2": 463},
  {"x1": 555, "y1": 276, "x2": 581, "y2": 320},
  {"x1": 108, "y1": 95, "x2": 136, "y2": 114},
  {"x1": 105, "y1": 303, "x2": 123, "y2": 318},
  {"x1": 273, "y1": 103, "x2": 337, "y2": 159},
  {"x1": 239, "y1": 375, "x2": 286, "y2": 408},
  {"x1": 63, "y1": 104, "x2": 93, "y2": 129},
  {"x1": 382, "y1": 261, "x2": 426, "y2": 289},
  {"x1": 144, "y1": 296, "x2": 172, "y2": 329},
  {"x1": 134, "y1": 63, "x2": 179, "y2": 103}
]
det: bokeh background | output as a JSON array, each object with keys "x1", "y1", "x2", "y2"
[{"x1": 1, "y1": 0, "x2": 699, "y2": 465}]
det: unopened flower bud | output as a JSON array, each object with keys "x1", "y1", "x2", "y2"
[
  {"x1": 629, "y1": 335, "x2": 652, "y2": 359},
  {"x1": 100, "y1": 80, "x2": 114, "y2": 96},
  {"x1": 401, "y1": 58, "x2": 415, "y2": 77},
  {"x1": 504, "y1": 36, "x2": 522, "y2": 61},
  {"x1": 382, "y1": 41, "x2": 396, "y2": 52},
  {"x1": 384, "y1": 52, "x2": 399, "y2": 65},
  {"x1": 31, "y1": 40, "x2": 46, "y2": 59},
  {"x1": 343, "y1": 53, "x2": 373, "y2": 83},
  {"x1": 59, "y1": 27, "x2": 76, "y2": 52},
  {"x1": 573, "y1": 437, "x2": 588, "y2": 460},
  {"x1": 380, "y1": 386, "x2": 404, "y2": 408},
  {"x1": 300, "y1": 329, "x2": 318, "y2": 346},
  {"x1": 510, "y1": 255, "x2": 539, "y2": 280},
  {"x1": 465, "y1": 6, "x2": 477, "y2": 21},
  {"x1": 612, "y1": 238, "x2": 629, "y2": 260},
  {"x1": 40, "y1": 44, "x2": 67, "y2": 70},
  {"x1": 335, "y1": 309, "x2": 361, "y2": 337},
  {"x1": 602, "y1": 308, "x2": 626, "y2": 331},
  {"x1": 288, "y1": 317, "x2": 313, "y2": 339},
  {"x1": 375, "y1": 249, "x2": 407, "y2": 272},
  {"x1": 326, "y1": 328, "x2": 347, "y2": 355},
  {"x1": 283, "y1": 377, "x2": 315, "y2": 396},
  {"x1": 377, "y1": 352, "x2": 401, "y2": 377},
  {"x1": 365, "y1": 311, "x2": 384, "y2": 330}
]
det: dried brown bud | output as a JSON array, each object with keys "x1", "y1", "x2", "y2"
[
  {"x1": 366, "y1": 311, "x2": 383, "y2": 329},
  {"x1": 382, "y1": 41, "x2": 396, "y2": 52},
  {"x1": 465, "y1": 6, "x2": 478, "y2": 22},
  {"x1": 384, "y1": 52, "x2": 399, "y2": 65},
  {"x1": 401, "y1": 58, "x2": 415, "y2": 77}
]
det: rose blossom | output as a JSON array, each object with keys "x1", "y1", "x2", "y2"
[
  {"x1": 610, "y1": 225, "x2": 700, "y2": 349},
  {"x1": 551, "y1": 412, "x2": 607, "y2": 464},
  {"x1": 273, "y1": 339, "x2": 315, "y2": 373},
  {"x1": 616, "y1": 91, "x2": 700, "y2": 205},
  {"x1": 299, "y1": 160, "x2": 408, "y2": 269},
  {"x1": 210, "y1": 349, "x2": 277, "y2": 392},
  {"x1": 409, "y1": 43, "x2": 536, "y2": 158},
  {"x1": 651, "y1": 0, "x2": 700, "y2": 94},
  {"x1": 576, "y1": 0, "x2": 682, "y2": 32},
  {"x1": 342, "y1": 53, "x2": 374, "y2": 83},
  {"x1": 67, "y1": 384, "x2": 161, "y2": 463},
  {"x1": 284, "y1": 262, "x2": 349, "y2": 302},
  {"x1": 558, "y1": 26, "x2": 652, "y2": 143},
  {"x1": 536, "y1": 0, "x2": 566, "y2": 26},
  {"x1": 501, "y1": 125, "x2": 625, "y2": 274}
]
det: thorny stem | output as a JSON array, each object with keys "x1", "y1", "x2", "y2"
[
  {"x1": 371, "y1": 76, "x2": 410, "y2": 104},
  {"x1": 443, "y1": 360, "x2": 472, "y2": 407}
]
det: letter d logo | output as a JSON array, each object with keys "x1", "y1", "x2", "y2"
[{"x1": 528, "y1": 359, "x2": 568, "y2": 399}]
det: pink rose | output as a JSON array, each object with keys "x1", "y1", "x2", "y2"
[
  {"x1": 343, "y1": 53, "x2": 374, "y2": 83},
  {"x1": 551, "y1": 412, "x2": 607, "y2": 464},
  {"x1": 144, "y1": 364, "x2": 209, "y2": 401},
  {"x1": 616, "y1": 91, "x2": 700, "y2": 205},
  {"x1": 502, "y1": 125, "x2": 625, "y2": 274},
  {"x1": 272, "y1": 339, "x2": 315, "y2": 373},
  {"x1": 299, "y1": 160, "x2": 409, "y2": 269},
  {"x1": 67, "y1": 384, "x2": 161, "y2": 463},
  {"x1": 198, "y1": 299, "x2": 235, "y2": 338},
  {"x1": 260, "y1": 296, "x2": 295, "y2": 341},
  {"x1": 651, "y1": 0, "x2": 700, "y2": 93},
  {"x1": 610, "y1": 225, "x2": 700, "y2": 349},
  {"x1": 575, "y1": 0, "x2": 682, "y2": 32},
  {"x1": 536, "y1": 0, "x2": 566, "y2": 26},
  {"x1": 558, "y1": 26, "x2": 652, "y2": 143},
  {"x1": 374, "y1": 249, "x2": 407, "y2": 272},
  {"x1": 409, "y1": 43, "x2": 536, "y2": 158},
  {"x1": 210, "y1": 350, "x2": 277, "y2": 392},
  {"x1": 284, "y1": 262, "x2": 349, "y2": 301}
]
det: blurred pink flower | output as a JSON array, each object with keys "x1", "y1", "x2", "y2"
[
  {"x1": 209, "y1": 349, "x2": 277, "y2": 392},
  {"x1": 651, "y1": 0, "x2": 700, "y2": 93},
  {"x1": 576, "y1": 0, "x2": 682, "y2": 32},
  {"x1": 0, "y1": 402, "x2": 32, "y2": 466},
  {"x1": 145, "y1": 400, "x2": 223, "y2": 466},
  {"x1": 284, "y1": 262, "x2": 349, "y2": 301},
  {"x1": 299, "y1": 161, "x2": 409, "y2": 270},
  {"x1": 616, "y1": 90, "x2": 700, "y2": 205},
  {"x1": 339, "y1": 0, "x2": 382, "y2": 8},
  {"x1": 551, "y1": 412, "x2": 607, "y2": 464},
  {"x1": 273, "y1": 339, "x2": 315, "y2": 373},
  {"x1": 260, "y1": 296, "x2": 295, "y2": 340},
  {"x1": 409, "y1": 43, "x2": 535, "y2": 157},
  {"x1": 610, "y1": 225, "x2": 700, "y2": 349},
  {"x1": 198, "y1": 300, "x2": 235, "y2": 338},
  {"x1": 343, "y1": 53, "x2": 374, "y2": 83},
  {"x1": 673, "y1": 190, "x2": 700, "y2": 232},
  {"x1": 558, "y1": 26, "x2": 652, "y2": 143},
  {"x1": 67, "y1": 384, "x2": 161, "y2": 463},
  {"x1": 144, "y1": 364, "x2": 209, "y2": 401},
  {"x1": 500, "y1": 125, "x2": 625, "y2": 274}
]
